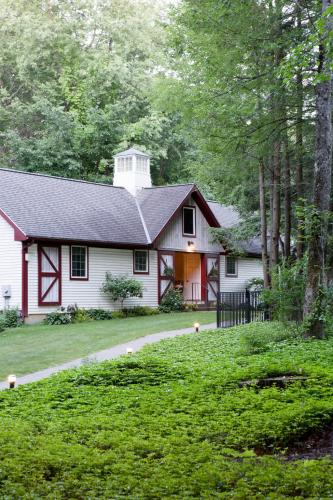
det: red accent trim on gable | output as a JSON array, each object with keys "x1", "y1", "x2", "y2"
[
  {"x1": 0, "y1": 208, "x2": 27, "y2": 241},
  {"x1": 38, "y1": 245, "x2": 62, "y2": 306},
  {"x1": 152, "y1": 185, "x2": 220, "y2": 246},
  {"x1": 70, "y1": 245, "x2": 89, "y2": 281},
  {"x1": 191, "y1": 190, "x2": 220, "y2": 228}
]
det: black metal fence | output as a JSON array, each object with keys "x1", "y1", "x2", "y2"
[{"x1": 216, "y1": 290, "x2": 268, "y2": 328}]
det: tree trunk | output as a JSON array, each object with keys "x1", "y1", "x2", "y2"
[
  {"x1": 269, "y1": 0, "x2": 282, "y2": 271},
  {"x1": 270, "y1": 141, "x2": 281, "y2": 268},
  {"x1": 296, "y1": 3, "x2": 305, "y2": 260},
  {"x1": 259, "y1": 160, "x2": 270, "y2": 288},
  {"x1": 303, "y1": 0, "x2": 333, "y2": 337},
  {"x1": 284, "y1": 139, "x2": 291, "y2": 259}
]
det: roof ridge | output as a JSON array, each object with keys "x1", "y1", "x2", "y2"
[
  {"x1": 143, "y1": 183, "x2": 195, "y2": 189},
  {"x1": 0, "y1": 168, "x2": 126, "y2": 189}
]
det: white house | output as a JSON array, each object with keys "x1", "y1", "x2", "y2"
[{"x1": 0, "y1": 148, "x2": 263, "y2": 322}]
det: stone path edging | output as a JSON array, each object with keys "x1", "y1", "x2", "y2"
[{"x1": 0, "y1": 322, "x2": 216, "y2": 391}]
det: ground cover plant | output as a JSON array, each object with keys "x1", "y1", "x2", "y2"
[
  {"x1": 1, "y1": 322, "x2": 333, "y2": 498},
  {"x1": 0, "y1": 311, "x2": 215, "y2": 379}
]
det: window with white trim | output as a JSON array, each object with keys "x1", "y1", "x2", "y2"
[
  {"x1": 71, "y1": 246, "x2": 88, "y2": 279},
  {"x1": 183, "y1": 206, "x2": 196, "y2": 236},
  {"x1": 226, "y1": 256, "x2": 237, "y2": 277},
  {"x1": 134, "y1": 250, "x2": 149, "y2": 273}
]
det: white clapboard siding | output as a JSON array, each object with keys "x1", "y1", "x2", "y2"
[
  {"x1": 0, "y1": 216, "x2": 22, "y2": 310},
  {"x1": 157, "y1": 198, "x2": 222, "y2": 253},
  {"x1": 28, "y1": 245, "x2": 158, "y2": 315},
  {"x1": 220, "y1": 256, "x2": 263, "y2": 292}
]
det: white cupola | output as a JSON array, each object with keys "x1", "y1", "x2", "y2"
[{"x1": 113, "y1": 148, "x2": 152, "y2": 196}]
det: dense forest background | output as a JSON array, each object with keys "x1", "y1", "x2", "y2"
[{"x1": 0, "y1": 0, "x2": 332, "y2": 334}]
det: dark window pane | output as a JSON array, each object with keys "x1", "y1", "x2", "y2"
[
  {"x1": 72, "y1": 247, "x2": 87, "y2": 277},
  {"x1": 183, "y1": 207, "x2": 195, "y2": 235},
  {"x1": 226, "y1": 257, "x2": 237, "y2": 276},
  {"x1": 135, "y1": 250, "x2": 148, "y2": 272}
]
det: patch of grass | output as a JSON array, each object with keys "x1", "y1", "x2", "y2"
[
  {"x1": 0, "y1": 311, "x2": 215, "y2": 379},
  {"x1": 1, "y1": 322, "x2": 333, "y2": 497}
]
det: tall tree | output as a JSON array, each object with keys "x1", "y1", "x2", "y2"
[{"x1": 303, "y1": 0, "x2": 333, "y2": 337}]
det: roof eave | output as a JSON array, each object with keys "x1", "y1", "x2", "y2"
[{"x1": 0, "y1": 209, "x2": 28, "y2": 241}]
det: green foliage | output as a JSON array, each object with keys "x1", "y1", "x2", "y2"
[
  {"x1": 122, "y1": 306, "x2": 159, "y2": 317},
  {"x1": 101, "y1": 273, "x2": 143, "y2": 309},
  {"x1": 0, "y1": 0, "x2": 190, "y2": 184},
  {"x1": 246, "y1": 277, "x2": 264, "y2": 292},
  {"x1": 0, "y1": 317, "x2": 6, "y2": 333},
  {"x1": 44, "y1": 311, "x2": 72, "y2": 326},
  {"x1": 182, "y1": 302, "x2": 198, "y2": 312},
  {"x1": 86, "y1": 309, "x2": 113, "y2": 321},
  {"x1": 0, "y1": 308, "x2": 23, "y2": 329},
  {"x1": 66, "y1": 304, "x2": 90, "y2": 323},
  {"x1": 159, "y1": 288, "x2": 184, "y2": 313},
  {"x1": 2, "y1": 322, "x2": 333, "y2": 497},
  {"x1": 238, "y1": 322, "x2": 302, "y2": 355},
  {"x1": 263, "y1": 258, "x2": 306, "y2": 323},
  {"x1": 111, "y1": 311, "x2": 126, "y2": 319}
]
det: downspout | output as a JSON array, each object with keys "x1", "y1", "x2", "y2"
[{"x1": 21, "y1": 241, "x2": 30, "y2": 319}]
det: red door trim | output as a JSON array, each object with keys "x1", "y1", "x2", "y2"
[
  {"x1": 38, "y1": 245, "x2": 62, "y2": 306},
  {"x1": 206, "y1": 253, "x2": 220, "y2": 303},
  {"x1": 158, "y1": 251, "x2": 175, "y2": 304}
]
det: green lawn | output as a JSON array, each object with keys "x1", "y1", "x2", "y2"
[
  {"x1": 1, "y1": 322, "x2": 333, "y2": 497},
  {"x1": 0, "y1": 311, "x2": 215, "y2": 379}
]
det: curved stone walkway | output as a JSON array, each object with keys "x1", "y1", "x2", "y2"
[{"x1": 0, "y1": 322, "x2": 216, "y2": 391}]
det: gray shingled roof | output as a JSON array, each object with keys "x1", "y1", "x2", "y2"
[
  {"x1": 0, "y1": 169, "x2": 260, "y2": 252},
  {"x1": 207, "y1": 202, "x2": 240, "y2": 229},
  {"x1": 137, "y1": 184, "x2": 195, "y2": 241},
  {"x1": 0, "y1": 169, "x2": 148, "y2": 245},
  {"x1": 208, "y1": 201, "x2": 261, "y2": 256}
]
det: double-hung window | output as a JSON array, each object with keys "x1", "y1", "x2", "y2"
[
  {"x1": 133, "y1": 250, "x2": 149, "y2": 274},
  {"x1": 70, "y1": 246, "x2": 88, "y2": 280},
  {"x1": 226, "y1": 256, "x2": 237, "y2": 277}
]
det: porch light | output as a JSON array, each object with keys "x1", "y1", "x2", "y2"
[
  {"x1": 7, "y1": 374, "x2": 16, "y2": 389},
  {"x1": 187, "y1": 241, "x2": 195, "y2": 252},
  {"x1": 126, "y1": 347, "x2": 133, "y2": 355},
  {"x1": 194, "y1": 322, "x2": 200, "y2": 333}
]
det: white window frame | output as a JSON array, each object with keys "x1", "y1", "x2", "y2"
[
  {"x1": 70, "y1": 245, "x2": 88, "y2": 280},
  {"x1": 133, "y1": 249, "x2": 149, "y2": 274},
  {"x1": 225, "y1": 256, "x2": 238, "y2": 277}
]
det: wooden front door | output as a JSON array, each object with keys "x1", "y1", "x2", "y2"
[
  {"x1": 183, "y1": 253, "x2": 201, "y2": 301},
  {"x1": 206, "y1": 254, "x2": 220, "y2": 303},
  {"x1": 38, "y1": 245, "x2": 62, "y2": 306},
  {"x1": 158, "y1": 251, "x2": 175, "y2": 303}
]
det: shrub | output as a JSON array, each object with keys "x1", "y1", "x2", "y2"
[
  {"x1": 0, "y1": 316, "x2": 6, "y2": 333},
  {"x1": 183, "y1": 302, "x2": 198, "y2": 312},
  {"x1": 159, "y1": 288, "x2": 184, "y2": 313},
  {"x1": 122, "y1": 306, "x2": 159, "y2": 317},
  {"x1": 238, "y1": 322, "x2": 301, "y2": 355},
  {"x1": 86, "y1": 308, "x2": 113, "y2": 321},
  {"x1": 66, "y1": 304, "x2": 90, "y2": 323},
  {"x1": 112, "y1": 311, "x2": 126, "y2": 319},
  {"x1": 101, "y1": 273, "x2": 143, "y2": 309},
  {"x1": 262, "y1": 258, "x2": 306, "y2": 323},
  {"x1": 44, "y1": 311, "x2": 72, "y2": 325},
  {"x1": 0, "y1": 308, "x2": 23, "y2": 328}
]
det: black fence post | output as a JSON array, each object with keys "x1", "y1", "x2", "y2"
[
  {"x1": 216, "y1": 292, "x2": 221, "y2": 328},
  {"x1": 245, "y1": 289, "x2": 251, "y2": 324}
]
